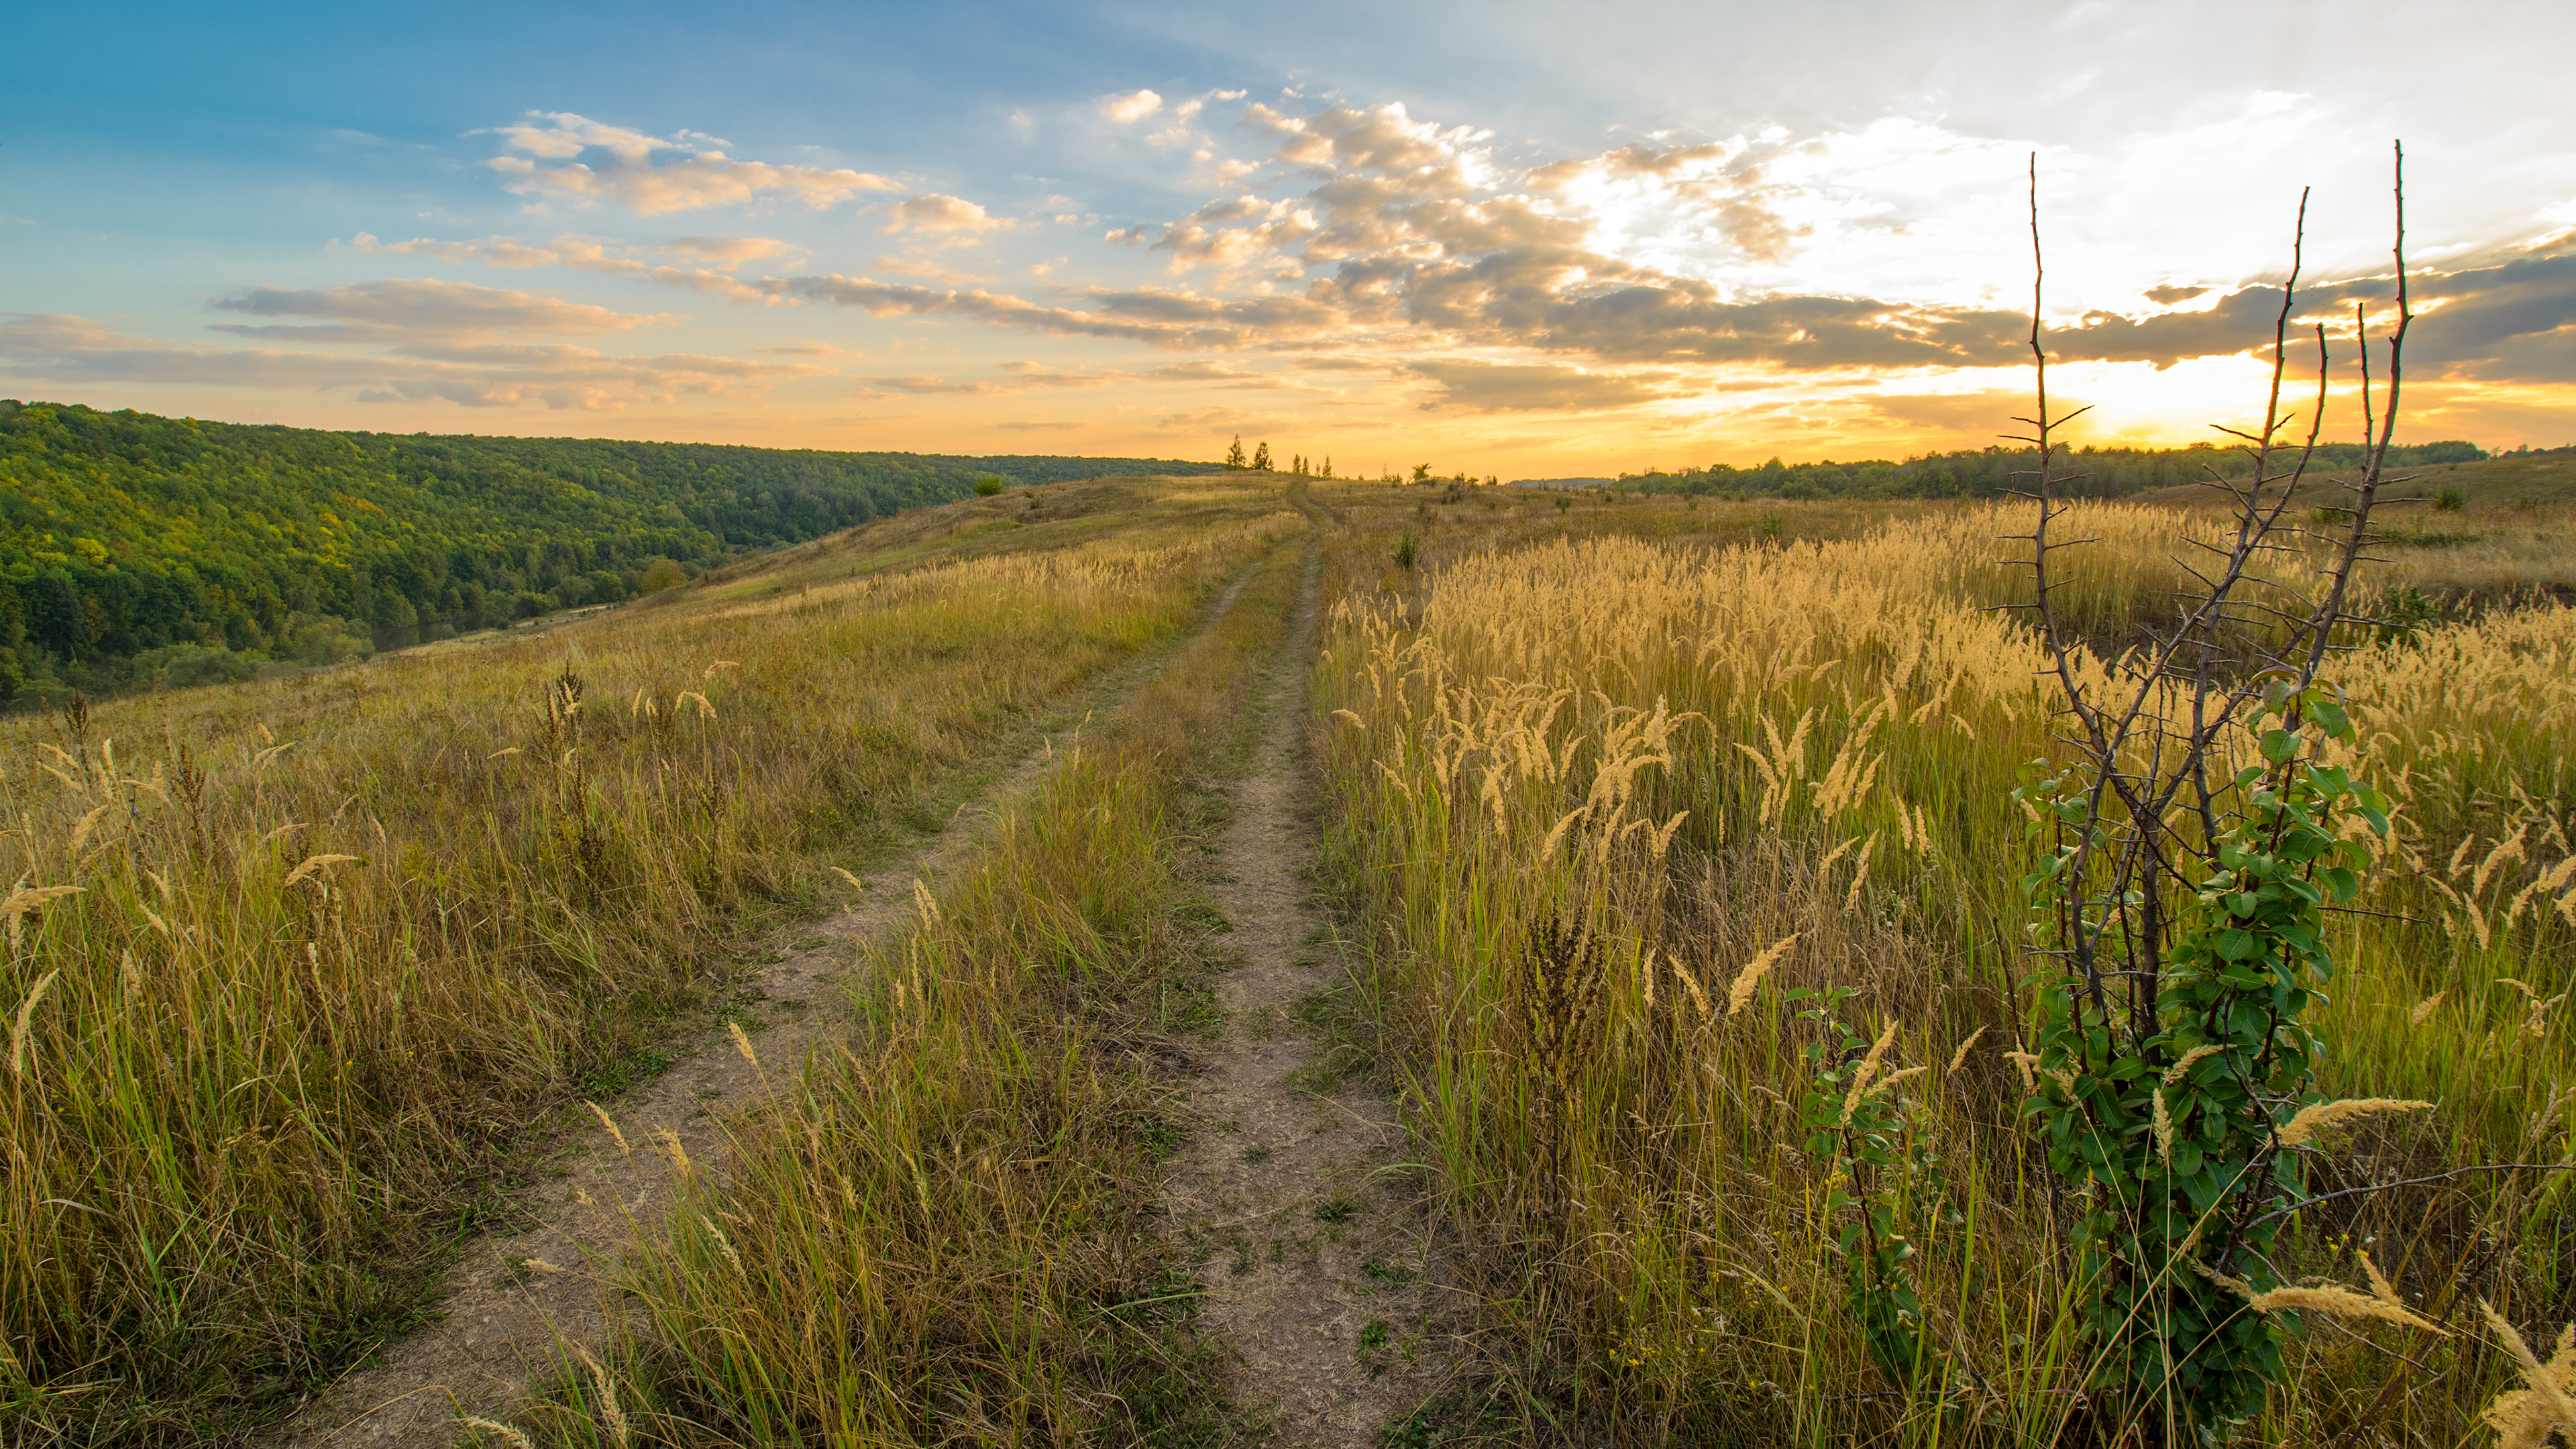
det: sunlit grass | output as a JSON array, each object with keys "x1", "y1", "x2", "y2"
[
  {"x1": 1310, "y1": 481, "x2": 2573, "y2": 1442},
  {"x1": 0, "y1": 475, "x2": 1300, "y2": 1446}
]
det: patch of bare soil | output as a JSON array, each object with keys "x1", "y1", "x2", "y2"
[
  {"x1": 1164, "y1": 555, "x2": 1460, "y2": 1446},
  {"x1": 272, "y1": 566, "x2": 1267, "y2": 1448}
]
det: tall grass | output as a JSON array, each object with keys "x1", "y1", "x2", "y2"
[
  {"x1": 0, "y1": 478, "x2": 1300, "y2": 1446},
  {"x1": 506, "y1": 500, "x2": 1316, "y2": 1446},
  {"x1": 1313, "y1": 494, "x2": 2574, "y2": 1442}
]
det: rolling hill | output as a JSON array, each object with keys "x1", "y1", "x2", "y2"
[{"x1": 0, "y1": 398, "x2": 1220, "y2": 703}]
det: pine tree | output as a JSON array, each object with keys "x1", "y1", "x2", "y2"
[
  {"x1": 1225, "y1": 435, "x2": 1248, "y2": 468},
  {"x1": 1321, "y1": 456, "x2": 1334, "y2": 478},
  {"x1": 1252, "y1": 441, "x2": 1274, "y2": 471}
]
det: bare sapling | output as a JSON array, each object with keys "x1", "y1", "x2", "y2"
[{"x1": 2004, "y1": 146, "x2": 2425, "y2": 1442}]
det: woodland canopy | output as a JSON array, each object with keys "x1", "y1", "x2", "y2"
[{"x1": 0, "y1": 399, "x2": 1218, "y2": 704}]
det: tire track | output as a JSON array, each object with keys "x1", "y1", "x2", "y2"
[{"x1": 273, "y1": 557, "x2": 1277, "y2": 1448}]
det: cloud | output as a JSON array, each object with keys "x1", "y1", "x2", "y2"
[
  {"x1": 1146, "y1": 360, "x2": 1269, "y2": 380},
  {"x1": 757, "y1": 273, "x2": 1340, "y2": 350},
  {"x1": 871, "y1": 255, "x2": 995, "y2": 283},
  {"x1": 881, "y1": 193, "x2": 1016, "y2": 237},
  {"x1": 1407, "y1": 359, "x2": 1674, "y2": 412},
  {"x1": 857, "y1": 364, "x2": 1118, "y2": 398},
  {"x1": 485, "y1": 111, "x2": 896, "y2": 215},
  {"x1": 860, "y1": 374, "x2": 1003, "y2": 395},
  {"x1": 0, "y1": 312, "x2": 823, "y2": 411},
  {"x1": 341, "y1": 231, "x2": 793, "y2": 301},
  {"x1": 1102, "y1": 90, "x2": 1163, "y2": 124},
  {"x1": 663, "y1": 235, "x2": 802, "y2": 265},
  {"x1": 207, "y1": 278, "x2": 673, "y2": 341}
]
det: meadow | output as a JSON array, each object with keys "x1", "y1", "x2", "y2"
[
  {"x1": 1311, "y1": 480, "x2": 2575, "y2": 1443},
  {"x1": 3, "y1": 458, "x2": 2570, "y2": 1448},
  {"x1": 0, "y1": 475, "x2": 1301, "y2": 1445}
]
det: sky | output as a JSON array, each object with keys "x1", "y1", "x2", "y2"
[{"x1": 3, "y1": 0, "x2": 2572, "y2": 477}]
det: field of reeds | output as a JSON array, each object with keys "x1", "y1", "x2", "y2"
[
  {"x1": 0, "y1": 476, "x2": 1301, "y2": 1446},
  {"x1": 1311, "y1": 480, "x2": 2575, "y2": 1443}
]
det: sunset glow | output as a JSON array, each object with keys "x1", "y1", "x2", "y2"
[{"x1": 5, "y1": 1, "x2": 2571, "y2": 473}]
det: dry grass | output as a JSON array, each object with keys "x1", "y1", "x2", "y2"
[
  {"x1": 498, "y1": 492, "x2": 1316, "y2": 1448},
  {"x1": 1309, "y1": 480, "x2": 2575, "y2": 1443},
  {"x1": 0, "y1": 476, "x2": 1300, "y2": 1446}
]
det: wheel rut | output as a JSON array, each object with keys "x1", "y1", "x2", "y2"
[
  {"x1": 273, "y1": 560, "x2": 1273, "y2": 1448},
  {"x1": 1163, "y1": 546, "x2": 1459, "y2": 1447}
]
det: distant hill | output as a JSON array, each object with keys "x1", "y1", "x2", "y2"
[
  {"x1": 0, "y1": 399, "x2": 1221, "y2": 704},
  {"x1": 1508, "y1": 477, "x2": 1616, "y2": 490}
]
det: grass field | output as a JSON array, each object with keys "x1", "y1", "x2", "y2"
[
  {"x1": 5, "y1": 466, "x2": 2570, "y2": 1447},
  {"x1": 1310, "y1": 479, "x2": 2575, "y2": 1444},
  {"x1": 0, "y1": 476, "x2": 1299, "y2": 1446}
]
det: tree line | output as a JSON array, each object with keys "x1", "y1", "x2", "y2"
[
  {"x1": 1605, "y1": 439, "x2": 2488, "y2": 500},
  {"x1": 0, "y1": 399, "x2": 1218, "y2": 704}
]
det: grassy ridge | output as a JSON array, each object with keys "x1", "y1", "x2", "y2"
[
  {"x1": 504, "y1": 495, "x2": 1316, "y2": 1446},
  {"x1": 1310, "y1": 482, "x2": 2573, "y2": 1442},
  {"x1": 0, "y1": 477, "x2": 1297, "y2": 1447}
]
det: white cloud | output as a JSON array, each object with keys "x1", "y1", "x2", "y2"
[
  {"x1": 1102, "y1": 89, "x2": 1164, "y2": 124},
  {"x1": 483, "y1": 111, "x2": 897, "y2": 215},
  {"x1": 881, "y1": 193, "x2": 1017, "y2": 240}
]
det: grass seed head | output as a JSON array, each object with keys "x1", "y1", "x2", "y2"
[
  {"x1": 1725, "y1": 932, "x2": 1801, "y2": 1017},
  {"x1": 585, "y1": 1102, "x2": 629, "y2": 1157},
  {"x1": 2239, "y1": 1282, "x2": 2446, "y2": 1335},
  {"x1": 2276, "y1": 1097, "x2": 2435, "y2": 1148},
  {"x1": 1945, "y1": 1024, "x2": 1988, "y2": 1074}
]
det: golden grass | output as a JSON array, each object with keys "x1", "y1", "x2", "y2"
[
  {"x1": 503, "y1": 496, "x2": 1315, "y2": 1448},
  {"x1": 1309, "y1": 480, "x2": 2575, "y2": 1442},
  {"x1": 0, "y1": 476, "x2": 1299, "y2": 1445}
]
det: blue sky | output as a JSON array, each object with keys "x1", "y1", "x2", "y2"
[{"x1": 5, "y1": 0, "x2": 2571, "y2": 472}]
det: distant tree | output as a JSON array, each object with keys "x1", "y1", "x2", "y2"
[
  {"x1": 1320, "y1": 456, "x2": 1334, "y2": 478},
  {"x1": 1226, "y1": 435, "x2": 1248, "y2": 468},
  {"x1": 1412, "y1": 462, "x2": 1433, "y2": 481},
  {"x1": 1252, "y1": 441, "x2": 1275, "y2": 471},
  {"x1": 972, "y1": 474, "x2": 1007, "y2": 496},
  {"x1": 639, "y1": 558, "x2": 690, "y2": 592}
]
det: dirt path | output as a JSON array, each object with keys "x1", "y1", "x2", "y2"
[
  {"x1": 274, "y1": 563, "x2": 1272, "y2": 1449},
  {"x1": 1163, "y1": 549, "x2": 1458, "y2": 1447}
]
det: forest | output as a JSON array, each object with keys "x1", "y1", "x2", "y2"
[
  {"x1": 1607, "y1": 438, "x2": 2492, "y2": 499},
  {"x1": 0, "y1": 399, "x2": 1220, "y2": 704}
]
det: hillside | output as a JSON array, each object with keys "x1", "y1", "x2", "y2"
[{"x1": 0, "y1": 398, "x2": 1221, "y2": 703}]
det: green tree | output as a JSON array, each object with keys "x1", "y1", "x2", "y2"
[
  {"x1": 1225, "y1": 435, "x2": 1248, "y2": 468},
  {"x1": 1251, "y1": 441, "x2": 1274, "y2": 471}
]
